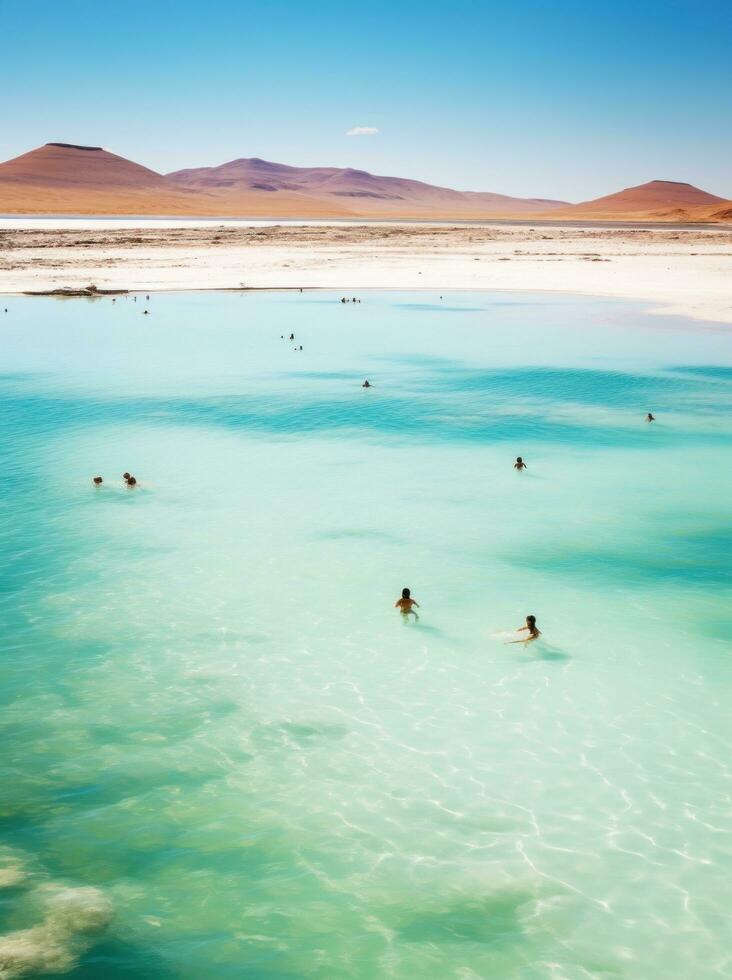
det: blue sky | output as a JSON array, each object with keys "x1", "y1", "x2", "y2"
[{"x1": 2, "y1": 0, "x2": 730, "y2": 201}]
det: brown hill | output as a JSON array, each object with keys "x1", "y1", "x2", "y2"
[
  {"x1": 0, "y1": 142, "x2": 201, "y2": 216},
  {"x1": 551, "y1": 179, "x2": 727, "y2": 220},
  {"x1": 0, "y1": 142, "x2": 169, "y2": 189}
]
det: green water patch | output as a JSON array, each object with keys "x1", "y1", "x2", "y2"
[{"x1": 507, "y1": 520, "x2": 732, "y2": 590}]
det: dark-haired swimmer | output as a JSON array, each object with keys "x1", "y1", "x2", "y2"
[
  {"x1": 395, "y1": 587, "x2": 420, "y2": 620},
  {"x1": 510, "y1": 615, "x2": 541, "y2": 643}
]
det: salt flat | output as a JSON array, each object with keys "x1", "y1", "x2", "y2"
[{"x1": 1, "y1": 221, "x2": 731, "y2": 324}]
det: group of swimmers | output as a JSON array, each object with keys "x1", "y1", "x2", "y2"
[
  {"x1": 341, "y1": 297, "x2": 361, "y2": 303},
  {"x1": 395, "y1": 588, "x2": 540, "y2": 644},
  {"x1": 393, "y1": 413, "x2": 658, "y2": 642},
  {"x1": 92, "y1": 472, "x2": 137, "y2": 488},
  {"x1": 281, "y1": 332, "x2": 303, "y2": 350}
]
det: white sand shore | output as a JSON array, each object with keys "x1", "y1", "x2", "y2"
[{"x1": 1, "y1": 221, "x2": 731, "y2": 324}]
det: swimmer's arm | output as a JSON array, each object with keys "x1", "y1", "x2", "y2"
[{"x1": 413, "y1": 601, "x2": 420, "y2": 608}]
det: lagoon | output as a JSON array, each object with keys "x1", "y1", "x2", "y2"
[{"x1": 0, "y1": 290, "x2": 731, "y2": 978}]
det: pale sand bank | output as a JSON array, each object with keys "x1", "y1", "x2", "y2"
[{"x1": 1, "y1": 222, "x2": 731, "y2": 324}]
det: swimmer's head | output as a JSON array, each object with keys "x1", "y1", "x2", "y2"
[
  {"x1": 526, "y1": 614, "x2": 536, "y2": 626},
  {"x1": 123, "y1": 472, "x2": 130, "y2": 480},
  {"x1": 402, "y1": 587, "x2": 411, "y2": 599},
  {"x1": 93, "y1": 476, "x2": 103, "y2": 485},
  {"x1": 516, "y1": 456, "x2": 523, "y2": 463}
]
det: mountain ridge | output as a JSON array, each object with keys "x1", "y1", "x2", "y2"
[{"x1": 0, "y1": 143, "x2": 728, "y2": 221}]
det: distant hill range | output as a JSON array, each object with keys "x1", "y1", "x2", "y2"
[{"x1": 0, "y1": 143, "x2": 729, "y2": 222}]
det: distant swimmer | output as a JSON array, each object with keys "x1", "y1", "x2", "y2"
[
  {"x1": 514, "y1": 456, "x2": 527, "y2": 470},
  {"x1": 143, "y1": 310, "x2": 150, "y2": 315},
  {"x1": 395, "y1": 587, "x2": 420, "y2": 620},
  {"x1": 146, "y1": 294, "x2": 150, "y2": 301},
  {"x1": 362, "y1": 380, "x2": 372, "y2": 388},
  {"x1": 92, "y1": 476, "x2": 103, "y2": 486},
  {"x1": 510, "y1": 615, "x2": 541, "y2": 643},
  {"x1": 289, "y1": 333, "x2": 295, "y2": 340},
  {"x1": 341, "y1": 297, "x2": 347, "y2": 303},
  {"x1": 646, "y1": 412, "x2": 655, "y2": 422},
  {"x1": 125, "y1": 475, "x2": 137, "y2": 487}
]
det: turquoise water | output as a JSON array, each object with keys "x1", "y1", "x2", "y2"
[{"x1": 0, "y1": 291, "x2": 730, "y2": 979}]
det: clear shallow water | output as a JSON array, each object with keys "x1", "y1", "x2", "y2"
[{"x1": 0, "y1": 291, "x2": 730, "y2": 979}]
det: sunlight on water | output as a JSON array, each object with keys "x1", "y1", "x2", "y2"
[{"x1": 0, "y1": 291, "x2": 731, "y2": 978}]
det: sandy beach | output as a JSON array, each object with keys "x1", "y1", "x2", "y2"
[{"x1": 1, "y1": 220, "x2": 731, "y2": 324}]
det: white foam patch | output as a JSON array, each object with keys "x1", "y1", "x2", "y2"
[
  {"x1": 0, "y1": 885, "x2": 112, "y2": 979},
  {"x1": 0, "y1": 855, "x2": 25, "y2": 890}
]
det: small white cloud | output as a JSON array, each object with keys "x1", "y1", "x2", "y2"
[{"x1": 346, "y1": 127, "x2": 379, "y2": 136}]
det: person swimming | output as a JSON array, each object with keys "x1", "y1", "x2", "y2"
[
  {"x1": 289, "y1": 333, "x2": 295, "y2": 340},
  {"x1": 362, "y1": 380, "x2": 372, "y2": 388},
  {"x1": 123, "y1": 472, "x2": 137, "y2": 487},
  {"x1": 395, "y1": 587, "x2": 419, "y2": 620},
  {"x1": 510, "y1": 615, "x2": 541, "y2": 643},
  {"x1": 92, "y1": 476, "x2": 103, "y2": 486},
  {"x1": 514, "y1": 456, "x2": 527, "y2": 470},
  {"x1": 646, "y1": 412, "x2": 655, "y2": 422}
]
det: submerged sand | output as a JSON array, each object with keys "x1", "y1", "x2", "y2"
[{"x1": 1, "y1": 221, "x2": 731, "y2": 324}]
